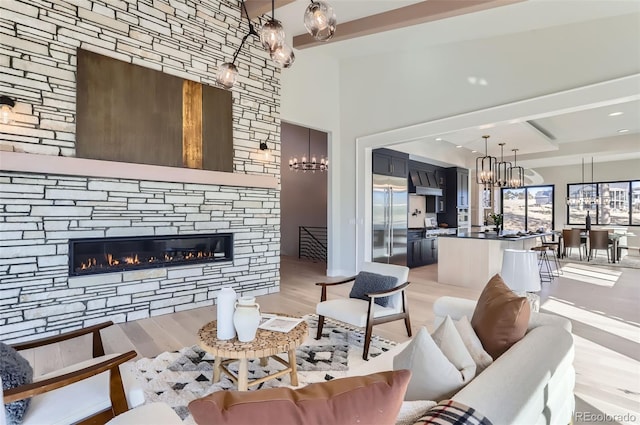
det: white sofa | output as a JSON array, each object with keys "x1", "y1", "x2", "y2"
[{"x1": 350, "y1": 296, "x2": 575, "y2": 425}]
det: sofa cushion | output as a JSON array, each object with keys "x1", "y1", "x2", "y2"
[
  {"x1": 349, "y1": 271, "x2": 397, "y2": 307},
  {"x1": 454, "y1": 316, "x2": 493, "y2": 373},
  {"x1": 393, "y1": 323, "x2": 475, "y2": 402},
  {"x1": 471, "y1": 274, "x2": 531, "y2": 359},
  {"x1": 413, "y1": 399, "x2": 494, "y2": 425},
  {"x1": 1, "y1": 342, "x2": 33, "y2": 425},
  {"x1": 188, "y1": 370, "x2": 411, "y2": 425}
]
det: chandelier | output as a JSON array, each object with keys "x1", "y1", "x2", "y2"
[
  {"x1": 289, "y1": 128, "x2": 328, "y2": 172},
  {"x1": 495, "y1": 142, "x2": 512, "y2": 188},
  {"x1": 216, "y1": 0, "x2": 336, "y2": 90},
  {"x1": 508, "y1": 149, "x2": 525, "y2": 189},
  {"x1": 566, "y1": 158, "x2": 599, "y2": 206},
  {"x1": 475, "y1": 135, "x2": 497, "y2": 188}
]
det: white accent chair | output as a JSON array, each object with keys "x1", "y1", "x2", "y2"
[
  {"x1": 315, "y1": 262, "x2": 411, "y2": 360},
  {"x1": 3, "y1": 322, "x2": 142, "y2": 425}
]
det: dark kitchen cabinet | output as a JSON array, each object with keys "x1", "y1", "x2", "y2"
[
  {"x1": 407, "y1": 231, "x2": 438, "y2": 268},
  {"x1": 372, "y1": 149, "x2": 408, "y2": 178},
  {"x1": 441, "y1": 167, "x2": 469, "y2": 227}
]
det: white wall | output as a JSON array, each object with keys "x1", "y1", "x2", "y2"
[
  {"x1": 280, "y1": 49, "x2": 344, "y2": 273},
  {"x1": 281, "y1": 11, "x2": 640, "y2": 275}
]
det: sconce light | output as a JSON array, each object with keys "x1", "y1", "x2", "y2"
[
  {"x1": 304, "y1": 0, "x2": 337, "y2": 41},
  {"x1": 0, "y1": 95, "x2": 15, "y2": 125},
  {"x1": 259, "y1": 133, "x2": 272, "y2": 160}
]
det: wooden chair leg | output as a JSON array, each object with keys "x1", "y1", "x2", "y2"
[
  {"x1": 315, "y1": 315, "x2": 325, "y2": 340},
  {"x1": 109, "y1": 366, "x2": 129, "y2": 415},
  {"x1": 362, "y1": 322, "x2": 373, "y2": 361},
  {"x1": 403, "y1": 315, "x2": 412, "y2": 337}
]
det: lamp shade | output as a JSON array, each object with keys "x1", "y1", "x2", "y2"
[
  {"x1": 260, "y1": 19, "x2": 285, "y2": 53},
  {"x1": 501, "y1": 249, "x2": 541, "y2": 292},
  {"x1": 271, "y1": 43, "x2": 295, "y2": 68},
  {"x1": 216, "y1": 62, "x2": 238, "y2": 90}
]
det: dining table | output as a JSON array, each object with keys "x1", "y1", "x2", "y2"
[{"x1": 563, "y1": 229, "x2": 630, "y2": 263}]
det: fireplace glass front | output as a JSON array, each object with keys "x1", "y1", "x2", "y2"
[{"x1": 69, "y1": 233, "x2": 233, "y2": 276}]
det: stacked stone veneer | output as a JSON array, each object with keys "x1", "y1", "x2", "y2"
[{"x1": 0, "y1": 0, "x2": 282, "y2": 342}]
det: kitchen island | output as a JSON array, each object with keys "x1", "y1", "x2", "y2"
[{"x1": 438, "y1": 231, "x2": 553, "y2": 288}]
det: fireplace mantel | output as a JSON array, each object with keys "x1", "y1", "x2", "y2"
[{"x1": 0, "y1": 151, "x2": 278, "y2": 189}]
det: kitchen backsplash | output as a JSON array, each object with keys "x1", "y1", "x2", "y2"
[{"x1": 409, "y1": 195, "x2": 437, "y2": 228}]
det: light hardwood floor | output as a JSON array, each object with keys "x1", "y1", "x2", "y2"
[{"x1": 24, "y1": 256, "x2": 639, "y2": 423}]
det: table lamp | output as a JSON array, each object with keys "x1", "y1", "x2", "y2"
[{"x1": 501, "y1": 249, "x2": 542, "y2": 311}]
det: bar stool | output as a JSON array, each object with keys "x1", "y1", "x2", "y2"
[
  {"x1": 501, "y1": 249, "x2": 542, "y2": 311},
  {"x1": 530, "y1": 245, "x2": 554, "y2": 283},
  {"x1": 541, "y1": 235, "x2": 562, "y2": 275}
]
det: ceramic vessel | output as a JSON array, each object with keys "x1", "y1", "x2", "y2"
[
  {"x1": 216, "y1": 287, "x2": 237, "y2": 340},
  {"x1": 233, "y1": 296, "x2": 261, "y2": 342}
]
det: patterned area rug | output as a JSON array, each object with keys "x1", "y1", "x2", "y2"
[{"x1": 122, "y1": 315, "x2": 397, "y2": 423}]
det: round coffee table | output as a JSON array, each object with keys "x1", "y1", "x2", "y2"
[{"x1": 198, "y1": 315, "x2": 308, "y2": 391}]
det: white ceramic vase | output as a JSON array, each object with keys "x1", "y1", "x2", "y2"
[
  {"x1": 233, "y1": 295, "x2": 261, "y2": 342},
  {"x1": 216, "y1": 287, "x2": 237, "y2": 340}
]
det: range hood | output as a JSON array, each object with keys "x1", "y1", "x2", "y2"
[{"x1": 411, "y1": 170, "x2": 443, "y2": 196}]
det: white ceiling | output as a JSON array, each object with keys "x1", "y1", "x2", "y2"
[{"x1": 270, "y1": 0, "x2": 640, "y2": 168}]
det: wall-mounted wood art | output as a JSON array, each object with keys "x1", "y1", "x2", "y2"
[{"x1": 76, "y1": 49, "x2": 233, "y2": 172}]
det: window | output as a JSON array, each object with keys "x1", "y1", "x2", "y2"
[
  {"x1": 567, "y1": 180, "x2": 639, "y2": 226},
  {"x1": 502, "y1": 185, "x2": 555, "y2": 232}
]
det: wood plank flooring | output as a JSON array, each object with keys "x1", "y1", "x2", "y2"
[{"x1": 27, "y1": 256, "x2": 640, "y2": 422}]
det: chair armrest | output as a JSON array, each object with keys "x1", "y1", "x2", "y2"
[
  {"x1": 11, "y1": 321, "x2": 114, "y2": 357},
  {"x1": 366, "y1": 281, "x2": 410, "y2": 298},
  {"x1": 315, "y1": 276, "x2": 356, "y2": 287},
  {"x1": 316, "y1": 276, "x2": 356, "y2": 302},
  {"x1": 3, "y1": 350, "x2": 136, "y2": 404}
]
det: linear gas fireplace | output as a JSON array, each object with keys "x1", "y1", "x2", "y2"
[{"x1": 69, "y1": 233, "x2": 233, "y2": 276}]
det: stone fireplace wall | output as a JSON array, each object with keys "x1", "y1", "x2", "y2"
[{"x1": 0, "y1": 0, "x2": 282, "y2": 342}]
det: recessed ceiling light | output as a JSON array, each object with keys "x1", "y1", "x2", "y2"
[
  {"x1": 608, "y1": 111, "x2": 624, "y2": 117},
  {"x1": 435, "y1": 138, "x2": 443, "y2": 141},
  {"x1": 471, "y1": 150, "x2": 478, "y2": 153},
  {"x1": 618, "y1": 129, "x2": 629, "y2": 133},
  {"x1": 456, "y1": 145, "x2": 462, "y2": 148}
]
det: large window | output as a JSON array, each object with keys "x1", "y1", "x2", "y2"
[
  {"x1": 567, "y1": 180, "x2": 640, "y2": 226},
  {"x1": 502, "y1": 185, "x2": 555, "y2": 231}
]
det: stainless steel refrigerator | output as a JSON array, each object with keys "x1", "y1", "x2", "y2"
[{"x1": 372, "y1": 174, "x2": 408, "y2": 265}]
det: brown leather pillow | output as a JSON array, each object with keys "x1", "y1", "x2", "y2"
[
  {"x1": 471, "y1": 274, "x2": 531, "y2": 359},
  {"x1": 188, "y1": 370, "x2": 411, "y2": 425}
]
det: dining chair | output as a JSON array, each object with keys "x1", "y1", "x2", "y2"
[
  {"x1": 562, "y1": 229, "x2": 586, "y2": 260},
  {"x1": 588, "y1": 229, "x2": 614, "y2": 262}
]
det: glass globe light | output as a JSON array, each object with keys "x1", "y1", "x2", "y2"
[
  {"x1": 260, "y1": 19, "x2": 285, "y2": 52},
  {"x1": 215, "y1": 62, "x2": 238, "y2": 90},
  {"x1": 304, "y1": 1, "x2": 336, "y2": 41},
  {"x1": 271, "y1": 43, "x2": 295, "y2": 68}
]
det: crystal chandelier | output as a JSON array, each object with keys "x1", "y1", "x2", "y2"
[
  {"x1": 289, "y1": 128, "x2": 328, "y2": 172},
  {"x1": 508, "y1": 149, "x2": 525, "y2": 189},
  {"x1": 475, "y1": 135, "x2": 497, "y2": 188}
]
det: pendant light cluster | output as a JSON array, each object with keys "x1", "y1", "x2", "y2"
[
  {"x1": 566, "y1": 158, "x2": 599, "y2": 206},
  {"x1": 216, "y1": 0, "x2": 336, "y2": 90},
  {"x1": 475, "y1": 135, "x2": 526, "y2": 189},
  {"x1": 289, "y1": 128, "x2": 328, "y2": 172}
]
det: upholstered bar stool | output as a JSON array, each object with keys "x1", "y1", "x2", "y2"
[{"x1": 501, "y1": 249, "x2": 542, "y2": 311}]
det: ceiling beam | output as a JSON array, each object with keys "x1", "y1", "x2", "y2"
[
  {"x1": 243, "y1": 0, "x2": 296, "y2": 20},
  {"x1": 293, "y1": 0, "x2": 525, "y2": 49}
]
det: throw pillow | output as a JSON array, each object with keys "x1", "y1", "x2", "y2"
[
  {"x1": 431, "y1": 316, "x2": 476, "y2": 383},
  {"x1": 349, "y1": 271, "x2": 397, "y2": 307},
  {"x1": 393, "y1": 324, "x2": 475, "y2": 402},
  {"x1": 1, "y1": 342, "x2": 33, "y2": 425},
  {"x1": 454, "y1": 315, "x2": 493, "y2": 373},
  {"x1": 188, "y1": 370, "x2": 411, "y2": 425},
  {"x1": 471, "y1": 274, "x2": 531, "y2": 359}
]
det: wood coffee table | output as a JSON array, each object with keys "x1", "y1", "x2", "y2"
[{"x1": 198, "y1": 315, "x2": 308, "y2": 391}]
